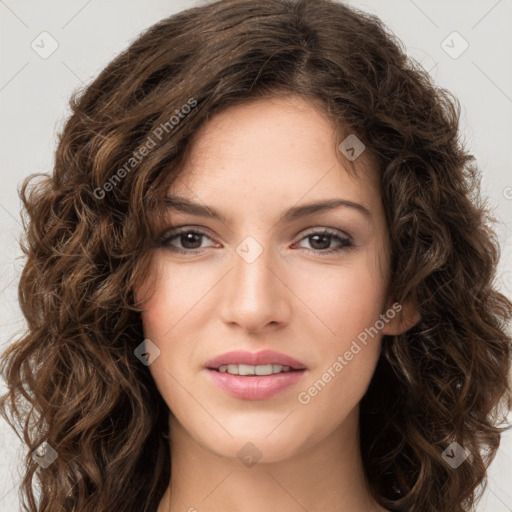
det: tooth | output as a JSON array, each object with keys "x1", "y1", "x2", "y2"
[
  {"x1": 255, "y1": 364, "x2": 273, "y2": 375},
  {"x1": 238, "y1": 364, "x2": 255, "y2": 376},
  {"x1": 219, "y1": 363, "x2": 294, "y2": 375},
  {"x1": 227, "y1": 364, "x2": 239, "y2": 375}
]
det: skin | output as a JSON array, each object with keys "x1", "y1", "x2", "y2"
[{"x1": 136, "y1": 94, "x2": 419, "y2": 512}]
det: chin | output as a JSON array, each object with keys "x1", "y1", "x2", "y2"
[{"x1": 195, "y1": 424, "x2": 312, "y2": 465}]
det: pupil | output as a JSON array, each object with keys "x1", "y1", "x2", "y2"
[
  {"x1": 310, "y1": 234, "x2": 330, "y2": 250},
  {"x1": 182, "y1": 233, "x2": 201, "y2": 249}
]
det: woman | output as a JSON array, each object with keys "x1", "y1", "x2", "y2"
[{"x1": 1, "y1": 0, "x2": 511, "y2": 511}]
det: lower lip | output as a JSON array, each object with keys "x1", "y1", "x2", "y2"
[{"x1": 205, "y1": 368, "x2": 306, "y2": 400}]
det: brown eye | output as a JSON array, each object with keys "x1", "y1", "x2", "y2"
[
  {"x1": 295, "y1": 229, "x2": 353, "y2": 255},
  {"x1": 160, "y1": 229, "x2": 214, "y2": 254}
]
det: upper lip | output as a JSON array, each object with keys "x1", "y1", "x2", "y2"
[{"x1": 204, "y1": 349, "x2": 307, "y2": 370}]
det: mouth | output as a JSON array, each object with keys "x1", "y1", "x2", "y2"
[
  {"x1": 204, "y1": 349, "x2": 307, "y2": 372},
  {"x1": 203, "y1": 350, "x2": 307, "y2": 400},
  {"x1": 208, "y1": 363, "x2": 302, "y2": 375}
]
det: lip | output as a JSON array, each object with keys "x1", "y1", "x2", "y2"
[
  {"x1": 205, "y1": 369, "x2": 306, "y2": 400},
  {"x1": 204, "y1": 349, "x2": 307, "y2": 370},
  {"x1": 203, "y1": 350, "x2": 307, "y2": 401}
]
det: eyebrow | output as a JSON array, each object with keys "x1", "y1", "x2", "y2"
[{"x1": 162, "y1": 195, "x2": 371, "y2": 224}]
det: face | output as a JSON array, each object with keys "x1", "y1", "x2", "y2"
[{"x1": 136, "y1": 94, "x2": 414, "y2": 464}]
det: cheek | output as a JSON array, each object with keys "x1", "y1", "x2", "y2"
[
  {"x1": 292, "y1": 255, "x2": 387, "y2": 342},
  {"x1": 295, "y1": 268, "x2": 385, "y2": 426},
  {"x1": 137, "y1": 262, "x2": 216, "y2": 395},
  {"x1": 291, "y1": 252, "x2": 386, "y2": 405},
  {"x1": 138, "y1": 260, "x2": 210, "y2": 338}
]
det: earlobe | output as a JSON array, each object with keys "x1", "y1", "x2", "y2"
[{"x1": 381, "y1": 299, "x2": 421, "y2": 336}]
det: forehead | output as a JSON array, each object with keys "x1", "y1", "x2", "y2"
[{"x1": 166, "y1": 95, "x2": 381, "y2": 219}]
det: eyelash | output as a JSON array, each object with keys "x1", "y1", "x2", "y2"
[{"x1": 159, "y1": 227, "x2": 353, "y2": 255}]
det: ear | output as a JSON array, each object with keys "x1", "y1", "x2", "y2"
[{"x1": 381, "y1": 298, "x2": 421, "y2": 336}]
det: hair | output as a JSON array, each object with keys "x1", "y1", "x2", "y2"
[{"x1": 1, "y1": 0, "x2": 511, "y2": 511}]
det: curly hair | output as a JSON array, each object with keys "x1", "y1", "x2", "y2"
[{"x1": 1, "y1": 0, "x2": 511, "y2": 511}]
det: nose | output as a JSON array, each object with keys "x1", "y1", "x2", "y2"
[{"x1": 219, "y1": 238, "x2": 291, "y2": 334}]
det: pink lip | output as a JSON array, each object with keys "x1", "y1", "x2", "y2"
[
  {"x1": 206, "y1": 369, "x2": 306, "y2": 400},
  {"x1": 204, "y1": 349, "x2": 307, "y2": 370},
  {"x1": 203, "y1": 350, "x2": 307, "y2": 400}
]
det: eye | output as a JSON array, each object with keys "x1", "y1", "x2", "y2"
[
  {"x1": 159, "y1": 227, "x2": 353, "y2": 255},
  {"x1": 159, "y1": 228, "x2": 216, "y2": 254},
  {"x1": 294, "y1": 228, "x2": 353, "y2": 255}
]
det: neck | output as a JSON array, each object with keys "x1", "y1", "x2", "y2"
[{"x1": 157, "y1": 406, "x2": 387, "y2": 512}]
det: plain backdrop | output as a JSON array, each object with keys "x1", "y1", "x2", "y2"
[{"x1": 1, "y1": 1, "x2": 511, "y2": 511}]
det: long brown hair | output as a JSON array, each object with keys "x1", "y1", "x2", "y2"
[{"x1": 1, "y1": 1, "x2": 511, "y2": 511}]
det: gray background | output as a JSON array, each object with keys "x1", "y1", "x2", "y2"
[{"x1": 1, "y1": 0, "x2": 511, "y2": 510}]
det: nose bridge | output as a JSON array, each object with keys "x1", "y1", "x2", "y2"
[
  {"x1": 221, "y1": 233, "x2": 286, "y2": 330},
  {"x1": 233, "y1": 233, "x2": 277, "y2": 301}
]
